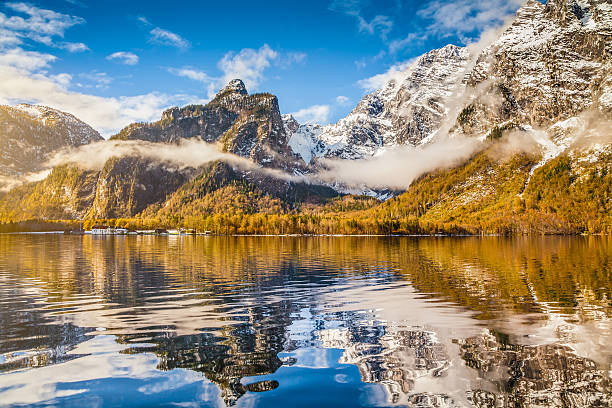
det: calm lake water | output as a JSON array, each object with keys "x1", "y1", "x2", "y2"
[{"x1": 0, "y1": 235, "x2": 610, "y2": 407}]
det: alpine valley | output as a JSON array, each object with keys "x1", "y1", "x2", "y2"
[{"x1": 1, "y1": 0, "x2": 611, "y2": 234}]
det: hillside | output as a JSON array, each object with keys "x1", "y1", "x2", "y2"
[
  {"x1": 0, "y1": 81, "x2": 337, "y2": 222},
  {"x1": 0, "y1": 0, "x2": 610, "y2": 234},
  {"x1": 0, "y1": 104, "x2": 102, "y2": 190}
]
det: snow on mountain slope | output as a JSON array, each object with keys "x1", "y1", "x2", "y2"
[
  {"x1": 285, "y1": 0, "x2": 611, "y2": 193},
  {"x1": 462, "y1": 0, "x2": 611, "y2": 135},
  {"x1": 285, "y1": 45, "x2": 473, "y2": 163},
  {"x1": 11, "y1": 104, "x2": 103, "y2": 146},
  {"x1": 0, "y1": 104, "x2": 102, "y2": 186},
  {"x1": 449, "y1": 0, "x2": 612, "y2": 190}
]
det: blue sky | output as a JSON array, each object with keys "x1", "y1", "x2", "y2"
[{"x1": 0, "y1": 0, "x2": 525, "y2": 136}]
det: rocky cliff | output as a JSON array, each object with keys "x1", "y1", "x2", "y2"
[
  {"x1": 112, "y1": 79, "x2": 301, "y2": 171},
  {"x1": 285, "y1": 45, "x2": 473, "y2": 162},
  {"x1": 1, "y1": 0, "x2": 611, "y2": 233},
  {"x1": 0, "y1": 104, "x2": 102, "y2": 189}
]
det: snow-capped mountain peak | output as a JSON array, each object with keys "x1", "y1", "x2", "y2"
[
  {"x1": 10, "y1": 104, "x2": 102, "y2": 146},
  {"x1": 285, "y1": 44, "x2": 473, "y2": 163},
  {"x1": 0, "y1": 103, "x2": 102, "y2": 188}
]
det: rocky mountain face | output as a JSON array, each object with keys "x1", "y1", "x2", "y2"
[
  {"x1": 0, "y1": 104, "x2": 102, "y2": 189},
  {"x1": 285, "y1": 0, "x2": 611, "y2": 168},
  {"x1": 285, "y1": 44, "x2": 473, "y2": 162},
  {"x1": 453, "y1": 0, "x2": 611, "y2": 149},
  {"x1": 82, "y1": 79, "x2": 320, "y2": 218},
  {"x1": 113, "y1": 79, "x2": 301, "y2": 171},
  {"x1": 0, "y1": 0, "x2": 611, "y2": 233},
  {"x1": 0, "y1": 80, "x2": 335, "y2": 220}
]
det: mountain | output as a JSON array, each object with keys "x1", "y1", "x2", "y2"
[
  {"x1": 353, "y1": 0, "x2": 612, "y2": 233},
  {"x1": 286, "y1": 0, "x2": 611, "y2": 166},
  {"x1": 0, "y1": 104, "x2": 102, "y2": 189},
  {"x1": 112, "y1": 79, "x2": 302, "y2": 171},
  {"x1": 0, "y1": 0, "x2": 611, "y2": 234},
  {"x1": 451, "y1": 0, "x2": 611, "y2": 150},
  {"x1": 284, "y1": 44, "x2": 473, "y2": 162},
  {"x1": 0, "y1": 81, "x2": 336, "y2": 221}
]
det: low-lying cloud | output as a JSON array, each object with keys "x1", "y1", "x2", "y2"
[
  {"x1": 46, "y1": 138, "x2": 249, "y2": 171},
  {"x1": 0, "y1": 169, "x2": 51, "y2": 192},
  {"x1": 316, "y1": 137, "x2": 482, "y2": 190},
  {"x1": 45, "y1": 138, "x2": 306, "y2": 184}
]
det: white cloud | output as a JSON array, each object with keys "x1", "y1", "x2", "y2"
[
  {"x1": 167, "y1": 45, "x2": 305, "y2": 96},
  {"x1": 388, "y1": 33, "x2": 424, "y2": 54},
  {"x1": 0, "y1": 47, "x2": 56, "y2": 71},
  {"x1": 317, "y1": 138, "x2": 481, "y2": 189},
  {"x1": 137, "y1": 16, "x2": 151, "y2": 26},
  {"x1": 357, "y1": 59, "x2": 413, "y2": 91},
  {"x1": 0, "y1": 27, "x2": 21, "y2": 46},
  {"x1": 328, "y1": 0, "x2": 364, "y2": 16},
  {"x1": 166, "y1": 67, "x2": 211, "y2": 83},
  {"x1": 106, "y1": 51, "x2": 139, "y2": 65},
  {"x1": 41, "y1": 138, "x2": 303, "y2": 185},
  {"x1": 47, "y1": 139, "x2": 247, "y2": 171},
  {"x1": 335, "y1": 95, "x2": 349, "y2": 105},
  {"x1": 354, "y1": 50, "x2": 386, "y2": 69},
  {"x1": 60, "y1": 41, "x2": 88, "y2": 52},
  {"x1": 0, "y1": 6, "x2": 202, "y2": 137},
  {"x1": 330, "y1": 0, "x2": 393, "y2": 39},
  {"x1": 149, "y1": 27, "x2": 190, "y2": 49},
  {"x1": 0, "y1": 2, "x2": 86, "y2": 48},
  {"x1": 279, "y1": 52, "x2": 307, "y2": 67},
  {"x1": 291, "y1": 105, "x2": 330, "y2": 124},
  {"x1": 64, "y1": 0, "x2": 86, "y2": 6},
  {"x1": 218, "y1": 44, "x2": 278, "y2": 90},
  {"x1": 358, "y1": 15, "x2": 393, "y2": 40},
  {"x1": 79, "y1": 71, "x2": 112, "y2": 89},
  {"x1": 417, "y1": 0, "x2": 523, "y2": 41},
  {"x1": 51, "y1": 72, "x2": 72, "y2": 86},
  {"x1": 0, "y1": 55, "x2": 204, "y2": 136}
]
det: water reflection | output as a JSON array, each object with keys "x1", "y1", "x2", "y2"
[
  {"x1": 460, "y1": 330, "x2": 611, "y2": 407},
  {"x1": 0, "y1": 236, "x2": 610, "y2": 407}
]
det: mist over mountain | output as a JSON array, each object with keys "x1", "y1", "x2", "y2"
[
  {"x1": 0, "y1": 104, "x2": 102, "y2": 191},
  {"x1": 0, "y1": 0, "x2": 610, "y2": 234}
]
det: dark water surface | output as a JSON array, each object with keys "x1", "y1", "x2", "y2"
[{"x1": 0, "y1": 235, "x2": 610, "y2": 407}]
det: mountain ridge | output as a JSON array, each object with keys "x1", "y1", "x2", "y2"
[
  {"x1": 0, "y1": 0, "x2": 610, "y2": 234},
  {"x1": 0, "y1": 104, "x2": 102, "y2": 190}
]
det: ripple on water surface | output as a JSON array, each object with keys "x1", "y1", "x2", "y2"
[{"x1": 0, "y1": 235, "x2": 610, "y2": 407}]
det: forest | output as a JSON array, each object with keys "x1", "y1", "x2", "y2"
[{"x1": 1, "y1": 150, "x2": 610, "y2": 235}]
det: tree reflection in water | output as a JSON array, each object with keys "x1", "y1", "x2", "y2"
[{"x1": 0, "y1": 236, "x2": 610, "y2": 407}]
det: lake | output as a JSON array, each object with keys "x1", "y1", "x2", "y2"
[{"x1": 0, "y1": 235, "x2": 610, "y2": 407}]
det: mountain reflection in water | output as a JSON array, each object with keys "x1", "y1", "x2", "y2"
[{"x1": 0, "y1": 236, "x2": 610, "y2": 407}]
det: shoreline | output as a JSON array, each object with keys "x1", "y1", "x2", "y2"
[{"x1": 0, "y1": 232, "x2": 598, "y2": 237}]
